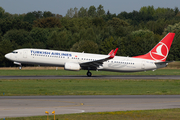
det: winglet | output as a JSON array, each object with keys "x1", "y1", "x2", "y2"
[
  {"x1": 108, "y1": 48, "x2": 118, "y2": 59},
  {"x1": 108, "y1": 50, "x2": 114, "y2": 55}
]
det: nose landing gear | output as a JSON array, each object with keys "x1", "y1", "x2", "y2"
[
  {"x1": 19, "y1": 66, "x2": 22, "y2": 70},
  {"x1": 14, "y1": 62, "x2": 22, "y2": 70}
]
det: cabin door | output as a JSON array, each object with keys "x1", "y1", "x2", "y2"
[
  {"x1": 23, "y1": 50, "x2": 28, "y2": 58},
  {"x1": 141, "y1": 60, "x2": 145, "y2": 69}
]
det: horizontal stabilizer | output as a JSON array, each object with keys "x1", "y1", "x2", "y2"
[{"x1": 154, "y1": 61, "x2": 174, "y2": 64}]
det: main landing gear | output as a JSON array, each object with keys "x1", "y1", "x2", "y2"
[{"x1": 87, "y1": 70, "x2": 92, "y2": 77}]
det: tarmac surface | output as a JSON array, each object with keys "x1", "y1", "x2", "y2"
[
  {"x1": 0, "y1": 95, "x2": 180, "y2": 118},
  {"x1": 0, "y1": 75, "x2": 180, "y2": 79}
]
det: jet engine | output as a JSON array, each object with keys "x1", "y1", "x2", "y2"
[{"x1": 64, "y1": 62, "x2": 81, "y2": 71}]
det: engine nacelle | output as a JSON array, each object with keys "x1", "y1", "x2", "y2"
[{"x1": 64, "y1": 62, "x2": 81, "y2": 71}]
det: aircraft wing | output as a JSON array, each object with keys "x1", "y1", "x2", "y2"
[{"x1": 80, "y1": 48, "x2": 118, "y2": 70}]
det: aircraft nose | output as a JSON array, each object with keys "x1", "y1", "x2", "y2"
[{"x1": 5, "y1": 53, "x2": 11, "y2": 59}]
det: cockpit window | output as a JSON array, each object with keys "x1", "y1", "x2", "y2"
[{"x1": 12, "y1": 51, "x2": 18, "y2": 54}]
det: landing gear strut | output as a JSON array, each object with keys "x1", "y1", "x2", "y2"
[{"x1": 87, "y1": 70, "x2": 92, "y2": 77}]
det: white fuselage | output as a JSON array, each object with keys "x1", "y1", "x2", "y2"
[{"x1": 5, "y1": 48, "x2": 167, "y2": 72}]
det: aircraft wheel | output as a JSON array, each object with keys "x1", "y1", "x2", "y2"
[
  {"x1": 19, "y1": 66, "x2": 22, "y2": 70},
  {"x1": 87, "y1": 71, "x2": 92, "y2": 77}
]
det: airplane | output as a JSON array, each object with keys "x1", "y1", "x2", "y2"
[{"x1": 5, "y1": 33, "x2": 175, "y2": 77}]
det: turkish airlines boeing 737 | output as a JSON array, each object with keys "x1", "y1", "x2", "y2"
[{"x1": 5, "y1": 33, "x2": 175, "y2": 77}]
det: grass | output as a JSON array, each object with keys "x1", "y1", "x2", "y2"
[
  {"x1": 2, "y1": 108, "x2": 180, "y2": 120},
  {"x1": 0, "y1": 63, "x2": 180, "y2": 119},
  {"x1": 0, "y1": 68, "x2": 180, "y2": 76},
  {"x1": 1, "y1": 79, "x2": 180, "y2": 95},
  {"x1": 1, "y1": 62, "x2": 180, "y2": 119}
]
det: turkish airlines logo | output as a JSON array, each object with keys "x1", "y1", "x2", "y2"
[{"x1": 150, "y1": 42, "x2": 168, "y2": 61}]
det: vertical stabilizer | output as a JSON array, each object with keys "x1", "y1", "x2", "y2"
[{"x1": 133, "y1": 33, "x2": 175, "y2": 61}]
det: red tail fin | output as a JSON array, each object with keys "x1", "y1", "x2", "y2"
[{"x1": 133, "y1": 33, "x2": 175, "y2": 61}]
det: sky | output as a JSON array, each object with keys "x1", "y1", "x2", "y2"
[{"x1": 1, "y1": 0, "x2": 180, "y2": 16}]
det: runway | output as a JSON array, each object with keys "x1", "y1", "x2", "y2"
[
  {"x1": 0, "y1": 75, "x2": 180, "y2": 79},
  {"x1": 0, "y1": 95, "x2": 180, "y2": 118}
]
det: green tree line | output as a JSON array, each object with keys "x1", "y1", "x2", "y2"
[{"x1": 0, "y1": 5, "x2": 180, "y2": 67}]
